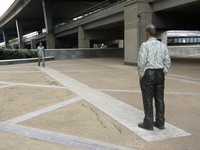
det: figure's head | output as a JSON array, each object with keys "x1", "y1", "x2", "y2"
[
  {"x1": 39, "y1": 42, "x2": 42, "y2": 46},
  {"x1": 145, "y1": 24, "x2": 156, "y2": 39}
]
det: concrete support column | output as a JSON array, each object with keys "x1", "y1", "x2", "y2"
[
  {"x1": 157, "y1": 31, "x2": 168, "y2": 45},
  {"x1": 15, "y1": 19, "x2": 25, "y2": 49},
  {"x1": 18, "y1": 43, "x2": 25, "y2": 49},
  {"x1": 42, "y1": 0, "x2": 55, "y2": 49},
  {"x1": 78, "y1": 26, "x2": 90, "y2": 48},
  {"x1": 31, "y1": 39, "x2": 37, "y2": 49},
  {"x1": 2, "y1": 30, "x2": 9, "y2": 48},
  {"x1": 156, "y1": 30, "x2": 167, "y2": 45},
  {"x1": 11, "y1": 45, "x2": 15, "y2": 50},
  {"x1": 119, "y1": 40, "x2": 124, "y2": 48},
  {"x1": 124, "y1": 1, "x2": 152, "y2": 65},
  {"x1": 46, "y1": 33, "x2": 55, "y2": 49},
  {"x1": 42, "y1": 0, "x2": 53, "y2": 33}
]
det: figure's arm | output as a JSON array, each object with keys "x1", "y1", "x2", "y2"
[
  {"x1": 163, "y1": 46, "x2": 171, "y2": 75},
  {"x1": 137, "y1": 44, "x2": 148, "y2": 78}
]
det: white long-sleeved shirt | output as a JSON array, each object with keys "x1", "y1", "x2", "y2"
[
  {"x1": 137, "y1": 37, "x2": 171, "y2": 78},
  {"x1": 37, "y1": 46, "x2": 45, "y2": 57}
]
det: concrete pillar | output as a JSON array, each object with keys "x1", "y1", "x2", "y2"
[
  {"x1": 42, "y1": 0, "x2": 55, "y2": 49},
  {"x1": 18, "y1": 42, "x2": 25, "y2": 49},
  {"x1": 46, "y1": 33, "x2": 55, "y2": 49},
  {"x1": 160, "y1": 31, "x2": 168, "y2": 45},
  {"x1": 2, "y1": 30, "x2": 9, "y2": 48},
  {"x1": 42, "y1": 0, "x2": 53, "y2": 33},
  {"x1": 78, "y1": 26, "x2": 90, "y2": 48},
  {"x1": 156, "y1": 31, "x2": 168, "y2": 45},
  {"x1": 15, "y1": 19, "x2": 25, "y2": 49},
  {"x1": 31, "y1": 39, "x2": 37, "y2": 49},
  {"x1": 11, "y1": 45, "x2": 15, "y2": 50},
  {"x1": 119, "y1": 40, "x2": 124, "y2": 48},
  {"x1": 124, "y1": 1, "x2": 152, "y2": 65}
]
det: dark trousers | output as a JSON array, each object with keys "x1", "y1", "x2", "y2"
[
  {"x1": 38, "y1": 54, "x2": 45, "y2": 67},
  {"x1": 140, "y1": 69, "x2": 165, "y2": 128}
]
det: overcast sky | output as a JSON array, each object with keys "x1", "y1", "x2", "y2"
[{"x1": 0, "y1": 0, "x2": 15, "y2": 17}]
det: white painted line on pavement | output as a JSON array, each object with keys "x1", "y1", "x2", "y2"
[
  {"x1": 0, "y1": 71, "x2": 40, "y2": 73},
  {"x1": 7, "y1": 97, "x2": 82, "y2": 124},
  {"x1": 99, "y1": 89, "x2": 200, "y2": 96},
  {"x1": 0, "y1": 122, "x2": 136, "y2": 150},
  {"x1": 60, "y1": 70, "x2": 113, "y2": 73},
  {"x1": 0, "y1": 81, "x2": 66, "y2": 89},
  {"x1": 167, "y1": 74, "x2": 200, "y2": 85},
  {"x1": 0, "y1": 84, "x2": 15, "y2": 89},
  {"x1": 99, "y1": 89, "x2": 139, "y2": 93},
  {"x1": 39, "y1": 67, "x2": 191, "y2": 142}
]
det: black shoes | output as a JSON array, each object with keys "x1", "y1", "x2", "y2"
[
  {"x1": 138, "y1": 123, "x2": 153, "y2": 131},
  {"x1": 38, "y1": 64, "x2": 45, "y2": 67},
  {"x1": 154, "y1": 122, "x2": 165, "y2": 130},
  {"x1": 138, "y1": 122, "x2": 165, "y2": 130}
]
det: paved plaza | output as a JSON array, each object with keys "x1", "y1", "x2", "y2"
[{"x1": 0, "y1": 57, "x2": 199, "y2": 150}]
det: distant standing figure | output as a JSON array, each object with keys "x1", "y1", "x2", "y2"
[
  {"x1": 137, "y1": 24, "x2": 171, "y2": 130},
  {"x1": 37, "y1": 42, "x2": 45, "y2": 67}
]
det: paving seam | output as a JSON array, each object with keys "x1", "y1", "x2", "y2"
[
  {"x1": 99, "y1": 89, "x2": 200, "y2": 96},
  {"x1": 167, "y1": 74, "x2": 200, "y2": 85},
  {"x1": 0, "y1": 71, "x2": 41, "y2": 73},
  {"x1": 0, "y1": 122, "x2": 136, "y2": 150},
  {"x1": 0, "y1": 81, "x2": 67, "y2": 89},
  {"x1": 6, "y1": 97, "x2": 83, "y2": 124},
  {"x1": 60, "y1": 70, "x2": 114, "y2": 73},
  {"x1": 38, "y1": 67, "x2": 191, "y2": 142},
  {"x1": 0, "y1": 84, "x2": 15, "y2": 89}
]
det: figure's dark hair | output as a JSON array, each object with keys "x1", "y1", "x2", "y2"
[{"x1": 146, "y1": 24, "x2": 156, "y2": 36}]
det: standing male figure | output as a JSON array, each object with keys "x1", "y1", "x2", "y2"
[
  {"x1": 37, "y1": 42, "x2": 45, "y2": 67},
  {"x1": 137, "y1": 24, "x2": 171, "y2": 130}
]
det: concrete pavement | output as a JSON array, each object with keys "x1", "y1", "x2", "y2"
[{"x1": 0, "y1": 58, "x2": 199, "y2": 150}]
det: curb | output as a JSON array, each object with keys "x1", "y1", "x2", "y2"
[{"x1": 0, "y1": 56, "x2": 55, "y2": 65}]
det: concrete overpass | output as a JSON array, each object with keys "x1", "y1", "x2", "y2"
[{"x1": 0, "y1": 0, "x2": 200, "y2": 64}]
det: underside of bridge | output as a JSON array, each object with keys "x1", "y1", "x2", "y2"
[
  {"x1": 0, "y1": 0, "x2": 118, "y2": 42},
  {"x1": 151, "y1": 0, "x2": 200, "y2": 30},
  {"x1": 1, "y1": 0, "x2": 200, "y2": 43}
]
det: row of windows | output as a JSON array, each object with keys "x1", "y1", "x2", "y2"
[{"x1": 168, "y1": 37, "x2": 200, "y2": 45}]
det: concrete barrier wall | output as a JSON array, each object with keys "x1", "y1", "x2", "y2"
[
  {"x1": 45, "y1": 48, "x2": 124, "y2": 60},
  {"x1": 0, "y1": 56, "x2": 55, "y2": 65},
  {"x1": 168, "y1": 45, "x2": 200, "y2": 56}
]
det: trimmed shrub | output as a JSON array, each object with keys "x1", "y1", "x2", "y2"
[{"x1": 0, "y1": 49, "x2": 37, "y2": 60}]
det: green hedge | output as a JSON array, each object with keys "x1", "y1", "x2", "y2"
[{"x1": 0, "y1": 49, "x2": 37, "y2": 60}]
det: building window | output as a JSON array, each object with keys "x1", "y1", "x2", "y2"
[
  {"x1": 190, "y1": 38, "x2": 194, "y2": 43},
  {"x1": 178, "y1": 38, "x2": 182, "y2": 43},
  {"x1": 194, "y1": 38, "x2": 198, "y2": 43},
  {"x1": 186, "y1": 38, "x2": 190, "y2": 43},
  {"x1": 174, "y1": 38, "x2": 178, "y2": 43}
]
